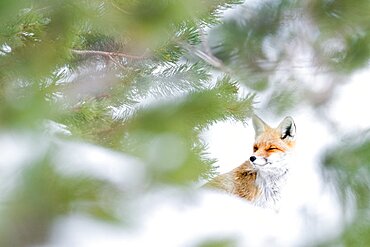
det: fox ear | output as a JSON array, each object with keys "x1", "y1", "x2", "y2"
[
  {"x1": 278, "y1": 116, "x2": 296, "y2": 140},
  {"x1": 252, "y1": 115, "x2": 269, "y2": 137}
]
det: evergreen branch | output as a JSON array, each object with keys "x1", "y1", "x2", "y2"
[{"x1": 71, "y1": 49, "x2": 149, "y2": 60}]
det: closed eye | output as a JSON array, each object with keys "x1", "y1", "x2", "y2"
[{"x1": 267, "y1": 147, "x2": 278, "y2": 151}]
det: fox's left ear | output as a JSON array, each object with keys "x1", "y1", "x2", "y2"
[
  {"x1": 278, "y1": 116, "x2": 296, "y2": 140},
  {"x1": 252, "y1": 114, "x2": 269, "y2": 138}
]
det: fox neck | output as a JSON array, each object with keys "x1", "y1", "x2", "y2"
[{"x1": 253, "y1": 166, "x2": 289, "y2": 209}]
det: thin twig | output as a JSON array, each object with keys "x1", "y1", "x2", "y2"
[
  {"x1": 180, "y1": 42, "x2": 230, "y2": 73},
  {"x1": 71, "y1": 49, "x2": 148, "y2": 60},
  {"x1": 178, "y1": 26, "x2": 230, "y2": 73},
  {"x1": 110, "y1": 0, "x2": 132, "y2": 15},
  {"x1": 108, "y1": 54, "x2": 126, "y2": 69},
  {"x1": 194, "y1": 48, "x2": 228, "y2": 70},
  {"x1": 199, "y1": 27, "x2": 220, "y2": 65}
]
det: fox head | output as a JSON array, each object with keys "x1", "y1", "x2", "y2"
[{"x1": 249, "y1": 115, "x2": 296, "y2": 173}]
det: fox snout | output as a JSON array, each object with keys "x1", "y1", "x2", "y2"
[{"x1": 250, "y1": 155, "x2": 268, "y2": 166}]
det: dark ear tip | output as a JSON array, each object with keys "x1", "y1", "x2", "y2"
[{"x1": 280, "y1": 116, "x2": 296, "y2": 140}]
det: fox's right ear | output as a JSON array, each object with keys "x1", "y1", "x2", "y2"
[
  {"x1": 278, "y1": 116, "x2": 296, "y2": 141},
  {"x1": 252, "y1": 115, "x2": 268, "y2": 137}
]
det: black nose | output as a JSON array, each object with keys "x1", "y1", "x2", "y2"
[{"x1": 250, "y1": 156, "x2": 256, "y2": 162}]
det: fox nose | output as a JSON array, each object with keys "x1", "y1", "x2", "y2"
[{"x1": 250, "y1": 156, "x2": 256, "y2": 162}]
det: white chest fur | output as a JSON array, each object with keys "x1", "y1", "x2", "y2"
[{"x1": 253, "y1": 168, "x2": 289, "y2": 210}]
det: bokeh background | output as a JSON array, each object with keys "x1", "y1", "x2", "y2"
[{"x1": 0, "y1": 0, "x2": 369, "y2": 246}]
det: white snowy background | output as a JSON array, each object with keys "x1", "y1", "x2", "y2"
[{"x1": 1, "y1": 68, "x2": 369, "y2": 247}]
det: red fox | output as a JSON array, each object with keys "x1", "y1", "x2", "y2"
[{"x1": 204, "y1": 115, "x2": 296, "y2": 209}]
